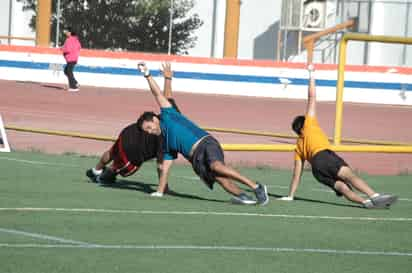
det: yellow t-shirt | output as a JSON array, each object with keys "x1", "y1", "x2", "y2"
[{"x1": 294, "y1": 116, "x2": 330, "y2": 161}]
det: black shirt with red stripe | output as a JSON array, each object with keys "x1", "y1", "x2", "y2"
[{"x1": 119, "y1": 123, "x2": 161, "y2": 166}]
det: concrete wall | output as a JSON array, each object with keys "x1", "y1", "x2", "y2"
[{"x1": 1, "y1": 45, "x2": 411, "y2": 106}]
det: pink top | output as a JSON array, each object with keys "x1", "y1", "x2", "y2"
[{"x1": 62, "y1": 36, "x2": 81, "y2": 62}]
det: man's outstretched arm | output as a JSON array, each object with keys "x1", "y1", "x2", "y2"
[
  {"x1": 138, "y1": 62, "x2": 171, "y2": 108},
  {"x1": 305, "y1": 64, "x2": 316, "y2": 117},
  {"x1": 161, "y1": 62, "x2": 173, "y2": 98},
  {"x1": 151, "y1": 159, "x2": 174, "y2": 196},
  {"x1": 279, "y1": 158, "x2": 304, "y2": 201}
]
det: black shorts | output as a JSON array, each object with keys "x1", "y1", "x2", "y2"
[
  {"x1": 190, "y1": 136, "x2": 224, "y2": 190},
  {"x1": 110, "y1": 137, "x2": 140, "y2": 177},
  {"x1": 310, "y1": 149, "x2": 348, "y2": 191}
]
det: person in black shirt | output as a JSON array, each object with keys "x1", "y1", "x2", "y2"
[{"x1": 86, "y1": 62, "x2": 179, "y2": 184}]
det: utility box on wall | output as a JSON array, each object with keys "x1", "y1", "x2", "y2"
[
  {"x1": 280, "y1": 0, "x2": 336, "y2": 31},
  {"x1": 278, "y1": 0, "x2": 338, "y2": 61}
]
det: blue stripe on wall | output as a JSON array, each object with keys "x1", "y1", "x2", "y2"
[{"x1": 1, "y1": 59, "x2": 411, "y2": 91}]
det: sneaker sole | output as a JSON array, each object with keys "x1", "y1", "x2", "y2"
[
  {"x1": 257, "y1": 185, "x2": 269, "y2": 206},
  {"x1": 231, "y1": 197, "x2": 257, "y2": 205}
]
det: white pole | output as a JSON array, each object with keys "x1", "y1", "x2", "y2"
[
  {"x1": 168, "y1": 0, "x2": 174, "y2": 55},
  {"x1": 8, "y1": 0, "x2": 13, "y2": 45},
  {"x1": 56, "y1": 0, "x2": 61, "y2": 47}
]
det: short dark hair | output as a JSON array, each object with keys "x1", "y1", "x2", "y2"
[
  {"x1": 136, "y1": 111, "x2": 159, "y2": 130},
  {"x1": 65, "y1": 27, "x2": 77, "y2": 36},
  {"x1": 292, "y1": 115, "x2": 305, "y2": 135}
]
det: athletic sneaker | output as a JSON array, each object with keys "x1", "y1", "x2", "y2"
[
  {"x1": 255, "y1": 183, "x2": 269, "y2": 205},
  {"x1": 86, "y1": 169, "x2": 98, "y2": 183},
  {"x1": 68, "y1": 88, "x2": 79, "y2": 92},
  {"x1": 231, "y1": 193, "x2": 257, "y2": 205},
  {"x1": 370, "y1": 193, "x2": 398, "y2": 209},
  {"x1": 98, "y1": 168, "x2": 116, "y2": 184},
  {"x1": 362, "y1": 199, "x2": 374, "y2": 209}
]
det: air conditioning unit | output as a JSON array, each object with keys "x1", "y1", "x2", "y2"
[
  {"x1": 303, "y1": 0, "x2": 326, "y2": 29},
  {"x1": 281, "y1": 0, "x2": 336, "y2": 31}
]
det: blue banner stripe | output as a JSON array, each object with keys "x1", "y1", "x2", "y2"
[{"x1": 1, "y1": 59, "x2": 411, "y2": 91}]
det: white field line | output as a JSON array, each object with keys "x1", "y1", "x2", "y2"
[
  {"x1": 0, "y1": 156, "x2": 78, "y2": 167},
  {"x1": 0, "y1": 228, "x2": 92, "y2": 246},
  {"x1": 1, "y1": 156, "x2": 411, "y2": 202},
  {"x1": 0, "y1": 243, "x2": 411, "y2": 257},
  {"x1": 1, "y1": 207, "x2": 411, "y2": 222}
]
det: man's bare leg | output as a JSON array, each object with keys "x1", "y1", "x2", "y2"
[
  {"x1": 334, "y1": 180, "x2": 365, "y2": 204},
  {"x1": 210, "y1": 161, "x2": 257, "y2": 189},
  {"x1": 95, "y1": 150, "x2": 112, "y2": 171},
  {"x1": 215, "y1": 176, "x2": 242, "y2": 196},
  {"x1": 338, "y1": 166, "x2": 376, "y2": 197}
]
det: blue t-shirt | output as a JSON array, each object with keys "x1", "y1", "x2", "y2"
[{"x1": 160, "y1": 107, "x2": 209, "y2": 160}]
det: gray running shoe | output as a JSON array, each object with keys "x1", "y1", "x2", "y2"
[
  {"x1": 255, "y1": 183, "x2": 269, "y2": 205},
  {"x1": 370, "y1": 193, "x2": 398, "y2": 209},
  {"x1": 231, "y1": 193, "x2": 257, "y2": 205}
]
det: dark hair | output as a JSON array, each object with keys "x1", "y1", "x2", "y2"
[
  {"x1": 136, "y1": 111, "x2": 159, "y2": 130},
  {"x1": 65, "y1": 27, "x2": 77, "y2": 36},
  {"x1": 292, "y1": 115, "x2": 305, "y2": 135}
]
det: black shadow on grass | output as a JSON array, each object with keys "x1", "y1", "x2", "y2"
[
  {"x1": 247, "y1": 190, "x2": 361, "y2": 208},
  {"x1": 293, "y1": 196, "x2": 361, "y2": 208},
  {"x1": 99, "y1": 179, "x2": 155, "y2": 193},
  {"x1": 99, "y1": 179, "x2": 226, "y2": 203},
  {"x1": 267, "y1": 192, "x2": 360, "y2": 208}
]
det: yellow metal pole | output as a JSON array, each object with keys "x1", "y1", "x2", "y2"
[
  {"x1": 333, "y1": 32, "x2": 412, "y2": 146},
  {"x1": 6, "y1": 124, "x2": 412, "y2": 147},
  {"x1": 221, "y1": 144, "x2": 412, "y2": 153},
  {"x1": 305, "y1": 41, "x2": 314, "y2": 64},
  {"x1": 0, "y1": 36, "x2": 36, "y2": 42},
  {"x1": 5, "y1": 125, "x2": 412, "y2": 153},
  {"x1": 223, "y1": 0, "x2": 240, "y2": 58},
  {"x1": 344, "y1": 33, "x2": 412, "y2": 44},
  {"x1": 334, "y1": 36, "x2": 348, "y2": 145},
  {"x1": 36, "y1": 0, "x2": 52, "y2": 47},
  {"x1": 5, "y1": 125, "x2": 116, "y2": 142}
]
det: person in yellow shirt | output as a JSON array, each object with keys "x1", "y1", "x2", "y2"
[{"x1": 279, "y1": 64, "x2": 397, "y2": 209}]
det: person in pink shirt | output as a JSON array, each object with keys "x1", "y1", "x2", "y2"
[{"x1": 62, "y1": 27, "x2": 81, "y2": 91}]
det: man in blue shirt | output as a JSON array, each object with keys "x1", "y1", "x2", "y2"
[
  {"x1": 86, "y1": 63, "x2": 179, "y2": 190},
  {"x1": 137, "y1": 62, "x2": 269, "y2": 205}
]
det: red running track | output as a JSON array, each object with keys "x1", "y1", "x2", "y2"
[{"x1": 1, "y1": 79, "x2": 412, "y2": 175}]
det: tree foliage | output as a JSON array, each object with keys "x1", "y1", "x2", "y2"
[{"x1": 17, "y1": 0, "x2": 203, "y2": 54}]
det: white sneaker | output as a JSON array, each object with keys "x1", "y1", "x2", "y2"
[
  {"x1": 150, "y1": 191, "x2": 164, "y2": 197},
  {"x1": 68, "y1": 88, "x2": 79, "y2": 92}
]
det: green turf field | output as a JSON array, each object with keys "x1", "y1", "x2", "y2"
[{"x1": 0, "y1": 151, "x2": 411, "y2": 273}]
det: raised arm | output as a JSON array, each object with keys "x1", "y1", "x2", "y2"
[
  {"x1": 305, "y1": 64, "x2": 316, "y2": 117},
  {"x1": 161, "y1": 62, "x2": 173, "y2": 98},
  {"x1": 137, "y1": 62, "x2": 171, "y2": 108}
]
